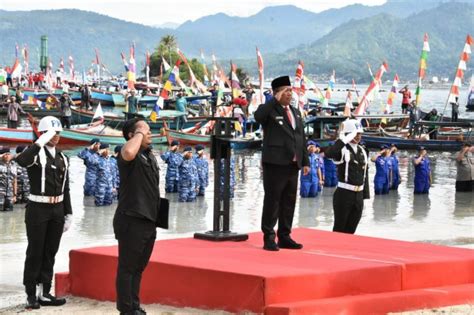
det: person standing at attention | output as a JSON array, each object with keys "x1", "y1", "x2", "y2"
[
  {"x1": 413, "y1": 146, "x2": 431, "y2": 194},
  {"x1": 455, "y1": 142, "x2": 473, "y2": 192},
  {"x1": 325, "y1": 119, "x2": 369, "y2": 234},
  {"x1": 254, "y1": 75, "x2": 309, "y2": 251},
  {"x1": 113, "y1": 118, "x2": 160, "y2": 315}
]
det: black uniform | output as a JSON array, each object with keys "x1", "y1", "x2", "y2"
[
  {"x1": 15, "y1": 144, "x2": 72, "y2": 298},
  {"x1": 254, "y1": 98, "x2": 309, "y2": 244},
  {"x1": 113, "y1": 147, "x2": 160, "y2": 314},
  {"x1": 325, "y1": 139, "x2": 369, "y2": 234}
]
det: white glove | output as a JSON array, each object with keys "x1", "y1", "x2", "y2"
[
  {"x1": 36, "y1": 129, "x2": 56, "y2": 148},
  {"x1": 63, "y1": 214, "x2": 72, "y2": 233},
  {"x1": 339, "y1": 131, "x2": 358, "y2": 144}
]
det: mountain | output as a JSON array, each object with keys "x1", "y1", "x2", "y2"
[
  {"x1": 0, "y1": 0, "x2": 466, "y2": 76},
  {"x1": 238, "y1": 2, "x2": 473, "y2": 82}
]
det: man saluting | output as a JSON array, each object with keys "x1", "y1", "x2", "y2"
[{"x1": 254, "y1": 76, "x2": 309, "y2": 251}]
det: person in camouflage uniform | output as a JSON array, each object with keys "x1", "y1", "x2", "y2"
[
  {"x1": 178, "y1": 146, "x2": 198, "y2": 202},
  {"x1": 94, "y1": 143, "x2": 113, "y2": 206},
  {"x1": 77, "y1": 138, "x2": 101, "y2": 196},
  {"x1": 160, "y1": 140, "x2": 183, "y2": 193},
  {"x1": 220, "y1": 157, "x2": 236, "y2": 200},
  {"x1": 110, "y1": 145, "x2": 121, "y2": 201},
  {"x1": 193, "y1": 144, "x2": 209, "y2": 196},
  {"x1": 0, "y1": 147, "x2": 17, "y2": 211},
  {"x1": 14, "y1": 145, "x2": 30, "y2": 203}
]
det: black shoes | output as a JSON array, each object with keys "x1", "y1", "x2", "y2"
[
  {"x1": 25, "y1": 295, "x2": 40, "y2": 310},
  {"x1": 38, "y1": 292, "x2": 67, "y2": 306},
  {"x1": 263, "y1": 240, "x2": 280, "y2": 251},
  {"x1": 278, "y1": 238, "x2": 303, "y2": 250}
]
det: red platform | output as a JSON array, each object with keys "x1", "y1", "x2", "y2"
[{"x1": 56, "y1": 228, "x2": 474, "y2": 314}]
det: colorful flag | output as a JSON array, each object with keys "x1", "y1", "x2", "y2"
[
  {"x1": 352, "y1": 79, "x2": 360, "y2": 101},
  {"x1": 120, "y1": 52, "x2": 129, "y2": 73},
  {"x1": 354, "y1": 62, "x2": 389, "y2": 115},
  {"x1": 447, "y1": 35, "x2": 473, "y2": 104},
  {"x1": 146, "y1": 50, "x2": 150, "y2": 85},
  {"x1": 415, "y1": 33, "x2": 430, "y2": 106},
  {"x1": 256, "y1": 47, "x2": 265, "y2": 104},
  {"x1": 385, "y1": 74, "x2": 399, "y2": 114},
  {"x1": 150, "y1": 59, "x2": 182, "y2": 121},
  {"x1": 22, "y1": 45, "x2": 29, "y2": 75},
  {"x1": 325, "y1": 70, "x2": 335, "y2": 101},
  {"x1": 200, "y1": 49, "x2": 210, "y2": 84},
  {"x1": 10, "y1": 58, "x2": 22, "y2": 78},
  {"x1": 59, "y1": 58, "x2": 64, "y2": 73},
  {"x1": 128, "y1": 43, "x2": 136, "y2": 89},
  {"x1": 343, "y1": 91, "x2": 353, "y2": 117},
  {"x1": 68, "y1": 56, "x2": 75, "y2": 81},
  {"x1": 230, "y1": 62, "x2": 241, "y2": 98}
]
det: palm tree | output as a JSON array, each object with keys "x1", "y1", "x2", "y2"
[{"x1": 160, "y1": 35, "x2": 177, "y2": 65}]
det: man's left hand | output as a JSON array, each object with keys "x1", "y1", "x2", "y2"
[{"x1": 303, "y1": 166, "x2": 310, "y2": 176}]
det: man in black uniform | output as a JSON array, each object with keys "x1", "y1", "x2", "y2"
[
  {"x1": 325, "y1": 119, "x2": 369, "y2": 234},
  {"x1": 113, "y1": 118, "x2": 160, "y2": 315},
  {"x1": 16, "y1": 116, "x2": 72, "y2": 309},
  {"x1": 254, "y1": 76, "x2": 309, "y2": 251}
]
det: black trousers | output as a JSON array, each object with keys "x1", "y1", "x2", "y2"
[
  {"x1": 23, "y1": 202, "x2": 65, "y2": 294},
  {"x1": 61, "y1": 116, "x2": 71, "y2": 129},
  {"x1": 456, "y1": 180, "x2": 473, "y2": 192},
  {"x1": 261, "y1": 163, "x2": 299, "y2": 242},
  {"x1": 113, "y1": 213, "x2": 156, "y2": 314},
  {"x1": 7, "y1": 120, "x2": 18, "y2": 129},
  {"x1": 332, "y1": 188, "x2": 364, "y2": 234}
]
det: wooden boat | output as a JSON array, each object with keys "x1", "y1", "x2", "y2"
[
  {"x1": 0, "y1": 127, "x2": 34, "y2": 143},
  {"x1": 0, "y1": 104, "x2": 62, "y2": 117},
  {"x1": 90, "y1": 89, "x2": 114, "y2": 106},
  {"x1": 165, "y1": 128, "x2": 211, "y2": 145}
]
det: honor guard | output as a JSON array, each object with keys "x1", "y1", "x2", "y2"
[
  {"x1": 16, "y1": 116, "x2": 72, "y2": 309},
  {"x1": 178, "y1": 146, "x2": 198, "y2": 202},
  {"x1": 372, "y1": 145, "x2": 391, "y2": 195},
  {"x1": 161, "y1": 140, "x2": 183, "y2": 193},
  {"x1": 390, "y1": 144, "x2": 401, "y2": 190},
  {"x1": 110, "y1": 145, "x2": 122, "y2": 200},
  {"x1": 300, "y1": 140, "x2": 322, "y2": 198},
  {"x1": 325, "y1": 119, "x2": 369, "y2": 234},
  {"x1": 413, "y1": 146, "x2": 431, "y2": 194},
  {"x1": 77, "y1": 138, "x2": 101, "y2": 196},
  {"x1": 94, "y1": 143, "x2": 114, "y2": 206}
]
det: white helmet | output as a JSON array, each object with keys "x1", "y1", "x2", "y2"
[
  {"x1": 341, "y1": 119, "x2": 364, "y2": 134},
  {"x1": 38, "y1": 116, "x2": 63, "y2": 133}
]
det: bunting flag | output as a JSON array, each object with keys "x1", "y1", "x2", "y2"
[
  {"x1": 256, "y1": 47, "x2": 265, "y2": 104},
  {"x1": 150, "y1": 59, "x2": 182, "y2": 121},
  {"x1": 230, "y1": 62, "x2": 241, "y2": 98},
  {"x1": 200, "y1": 49, "x2": 210, "y2": 85},
  {"x1": 385, "y1": 74, "x2": 399, "y2": 114},
  {"x1": 354, "y1": 62, "x2": 389, "y2": 115},
  {"x1": 146, "y1": 50, "x2": 150, "y2": 85},
  {"x1": 22, "y1": 45, "x2": 29, "y2": 75},
  {"x1": 415, "y1": 33, "x2": 430, "y2": 106},
  {"x1": 447, "y1": 34, "x2": 473, "y2": 104},
  {"x1": 59, "y1": 58, "x2": 64, "y2": 73},
  {"x1": 120, "y1": 52, "x2": 129, "y2": 72},
  {"x1": 352, "y1": 79, "x2": 360, "y2": 101},
  {"x1": 325, "y1": 70, "x2": 335, "y2": 102},
  {"x1": 128, "y1": 43, "x2": 136, "y2": 89},
  {"x1": 68, "y1": 56, "x2": 75, "y2": 81},
  {"x1": 343, "y1": 91, "x2": 353, "y2": 117}
]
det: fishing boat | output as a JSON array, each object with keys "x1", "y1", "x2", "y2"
[
  {"x1": 361, "y1": 121, "x2": 473, "y2": 151},
  {"x1": 229, "y1": 135, "x2": 262, "y2": 150},
  {"x1": 90, "y1": 89, "x2": 114, "y2": 106},
  {"x1": 165, "y1": 128, "x2": 211, "y2": 145},
  {"x1": 0, "y1": 104, "x2": 62, "y2": 117},
  {"x1": 0, "y1": 127, "x2": 34, "y2": 143}
]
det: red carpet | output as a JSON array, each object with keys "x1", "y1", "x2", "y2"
[{"x1": 56, "y1": 228, "x2": 474, "y2": 314}]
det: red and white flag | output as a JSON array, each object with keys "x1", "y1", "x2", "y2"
[{"x1": 256, "y1": 47, "x2": 265, "y2": 104}]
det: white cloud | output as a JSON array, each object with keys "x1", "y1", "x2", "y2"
[{"x1": 2, "y1": 0, "x2": 386, "y2": 26}]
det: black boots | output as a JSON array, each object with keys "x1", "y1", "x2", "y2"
[
  {"x1": 37, "y1": 283, "x2": 67, "y2": 306},
  {"x1": 25, "y1": 295, "x2": 40, "y2": 310}
]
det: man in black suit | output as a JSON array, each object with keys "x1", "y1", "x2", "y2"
[{"x1": 254, "y1": 76, "x2": 309, "y2": 251}]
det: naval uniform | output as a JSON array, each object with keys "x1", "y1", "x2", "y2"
[
  {"x1": 325, "y1": 140, "x2": 369, "y2": 234},
  {"x1": 15, "y1": 144, "x2": 72, "y2": 297}
]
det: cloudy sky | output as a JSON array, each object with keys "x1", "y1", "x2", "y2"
[{"x1": 3, "y1": 0, "x2": 386, "y2": 26}]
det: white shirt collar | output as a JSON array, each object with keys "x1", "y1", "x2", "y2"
[
  {"x1": 349, "y1": 142, "x2": 358, "y2": 153},
  {"x1": 45, "y1": 145, "x2": 56, "y2": 157}
]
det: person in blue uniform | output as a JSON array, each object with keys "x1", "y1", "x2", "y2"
[
  {"x1": 323, "y1": 142, "x2": 338, "y2": 187},
  {"x1": 15, "y1": 145, "x2": 30, "y2": 203},
  {"x1": 77, "y1": 138, "x2": 101, "y2": 196},
  {"x1": 193, "y1": 145, "x2": 209, "y2": 196},
  {"x1": 316, "y1": 144, "x2": 325, "y2": 192},
  {"x1": 94, "y1": 143, "x2": 113, "y2": 206},
  {"x1": 413, "y1": 146, "x2": 431, "y2": 194},
  {"x1": 389, "y1": 144, "x2": 401, "y2": 190},
  {"x1": 371, "y1": 145, "x2": 390, "y2": 195},
  {"x1": 16, "y1": 116, "x2": 72, "y2": 309},
  {"x1": 178, "y1": 146, "x2": 198, "y2": 202},
  {"x1": 160, "y1": 140, "x2": 183, "y2": 193},
  {"x1": 300, "y1": 140, "x2": 322, "y2": 198},
  {"x1": 110, "y1": 145, "x2": 121, "y2": 200}
]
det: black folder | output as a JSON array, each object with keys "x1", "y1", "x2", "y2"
[{"x1": 156, "y1": 197, "x2": 169, "y2": 229}]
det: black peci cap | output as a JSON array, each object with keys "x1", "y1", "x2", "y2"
[{"x1": 271, "y1": 76, "x2": 291, "y2": 90}]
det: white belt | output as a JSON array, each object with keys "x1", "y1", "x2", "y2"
[
  {"x1": 337, "y1": 182, "x2": 364, "y2": 192},
  {"x1": 29, "y1": 194, "x2": 64, "y2": 204}
]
